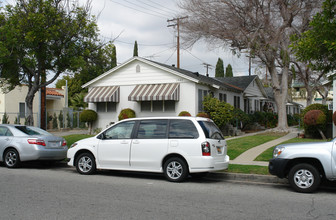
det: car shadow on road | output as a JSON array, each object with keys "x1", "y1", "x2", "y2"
[{"x1": 0, "y1": 161, "x2": 69, "y2": 170}]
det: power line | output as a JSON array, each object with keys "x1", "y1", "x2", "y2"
[
  {"x1": 108, "y1": 0, "x2": 167, "y2": 19},
  {"x1": 136, "y1": 0, "x2": 177, "y2": 15},
  {"x1": 145, "y1": 0, "x2": 177, "y2": 13},
  {"x1": 123, "y1": 0, "x2": 171, "y2": 18},
  {"x1": 100, "y1": 35, "x2": 174, "y2": 47}
]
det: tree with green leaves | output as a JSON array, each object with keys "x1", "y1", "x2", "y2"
[
  {"x1": 215, "y1": 58, "x2": 224, "y2": 77},
  {"x1": 291, "y1": 0, "x2": 336, "y2": 73},
  {"x1": 225, "y1": 64, "x2": 233, "y2": 77},
  {"x1": 133, "y1": 40, "x2": 138, "y2": 57},
  {"x1": 0, "y1": 0, "x2": 101, "y2": 125}
]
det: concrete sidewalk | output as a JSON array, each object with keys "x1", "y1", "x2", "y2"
[{"x1": 229, "y1": 128, "x2": 299, "y2": 167}]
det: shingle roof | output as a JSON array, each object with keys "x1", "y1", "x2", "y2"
[
  {"x1": 214, "y1": 75, "x2": 258, "y2": 90},
  {"x1": 147, "y1": 59, "x2": 243, "y2": 93}
]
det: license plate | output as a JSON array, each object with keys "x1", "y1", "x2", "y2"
[
  {"x1": 49, "y1": 142, "x2": 59, "y2": 148},
  {"x1": 217, "y1": 147, "x2": 222, "y2": 154}
]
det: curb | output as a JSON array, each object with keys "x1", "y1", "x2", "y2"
[{"x1": 209, "y1": 172, "x2": 288, "y2": 185}]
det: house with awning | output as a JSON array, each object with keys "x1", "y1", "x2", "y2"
[{"x1": 82, "y1": 56, "x2": 244, "y2": 129}]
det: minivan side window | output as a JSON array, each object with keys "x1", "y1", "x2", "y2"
[
  {"x1": 104, "y1": 121, "x2": 135, "y2": 139},
  {"x1": 169, "y1": 119, "x2": 199, "y2": 139},
  {"x1": 136, "y1": 120, "x2": 168, "y2": 139}
]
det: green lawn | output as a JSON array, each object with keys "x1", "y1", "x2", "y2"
[
  {"x1": 64, "y1": 134, "x2": 93, "y2": 147},
  {"x1": 224, "y1": 164, "x2": 269, "y2": 175},
  {"x1": 226, "y1": 132, "x2": 287, "y2": 160},
  {"x1": 254, "y1": 138, "x2": 329, "y2": 162}
]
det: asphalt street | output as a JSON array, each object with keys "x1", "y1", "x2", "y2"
[{"x1": 1, "y1": 162, "x2": 336, "y2": 220}]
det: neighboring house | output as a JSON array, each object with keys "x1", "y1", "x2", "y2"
[
  {"x1": 82, "y1": 57, "x2": 244, "y2": 129},
  {"x1": 215, "y1": 76, "x2": 268, "y2": 114},
  {"x1": 0, "y1": 85, "x2": 65, "y2": 126},
  {"x1": 264, "y1": 87, "x2": 301, "y2": 115}
]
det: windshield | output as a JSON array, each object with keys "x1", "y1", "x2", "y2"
[
  {"x1": 198, "y1": 121, "x2": 224, "y2": 140},
  {"x1": 15, "y1": 126, "x2": 52, "y2": 136}
]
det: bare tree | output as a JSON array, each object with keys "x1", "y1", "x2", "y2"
[{"x1": 178, "y1": 0, "x2": 321, "y2": 131}]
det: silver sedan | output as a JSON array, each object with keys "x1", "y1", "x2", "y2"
[{"x1": 0, "y1": 124, "x2": 68, "y2": 168}]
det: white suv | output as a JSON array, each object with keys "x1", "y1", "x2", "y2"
[{"x1": 67, "y1": 117, "x2": 229, "y2": 182}]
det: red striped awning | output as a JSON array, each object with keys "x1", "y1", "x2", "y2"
[
  {"x1": 84, "y1": 86, "x2": 119, "y2": 103},
  {"x1": 128, "y1": 83, "x2": 180, "y2": 101}
]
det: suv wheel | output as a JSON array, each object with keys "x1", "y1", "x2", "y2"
[
  {"x1": 288, "y1": 163, "x2": 320, "y2": 193},
  {"x1": 4, "y1": 149, "x2": 21, "y2": 168},
  {"x1": 163, "y1": 157, "x2": 188, "y2": 182},
  {"x1": 76, "y1": 153, "x2": 96, "y2": 175}
]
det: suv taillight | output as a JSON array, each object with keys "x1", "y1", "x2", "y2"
[
  {"x1": 27, "y1": 139, "x2": 46, "y2": 146},
  {"x1": 201, "y1": 141, "x2": 211, "y2": 156}
]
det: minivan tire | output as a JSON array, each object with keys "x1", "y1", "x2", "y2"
[
  {"x1": 163, "y1": 157, "x2": 189, "y2": 182},
  {"x1": 288, "y1": 163, "x2": 320, "y2": 193},
  {"x1": 76, "y1": 153, "x2": 96, "y2": 175}
]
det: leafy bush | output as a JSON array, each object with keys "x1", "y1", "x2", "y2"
[
  {"x1": 80, "y1": 109, "x2": 98, "y2": 134},
  {"x1": 230, "y1": 108, "x2": 250, "y2": 129},
  {"x1": 2, "y1": 112, "x2": 9, "y2": 124},
  {"x1": 118, "y1": 108, "x2": 135, "y2": 121},
  {"x1": 302, "y1": 104, "x2": 330, "y2": 138},
  {"x1": 203, "y1": 96, "x2": 234, "y2": 128},
  {"x1": 196, "y1": 112, "x2": 209, "y2": 118},
  {"x1": 52, "y1": 113, "x2": 58, "y2": 129},
  {"x1": 58, "y1": 111, "x2": 64, "y2": 128},
  {"x1": 178, "y1": 111, "x2": 191, "y2": 116},
  {"x1": 304, "y1": 110, "x2": 326, "y2": 139}
]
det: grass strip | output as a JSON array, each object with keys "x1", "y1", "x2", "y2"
[
  {"x1": 255, "y1": 137, "x2": 328, "y2": 162},
  {"x1": 63, "y1": 134, "x2": 93, "y2": 147},
  {"x1": 227, "y1": 132, "x2": 287, "y2": 160}
]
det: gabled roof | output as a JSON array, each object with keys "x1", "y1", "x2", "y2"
[
  {"x1": 215, "y1": 75, "x2": 267, "y2": 97},
  {"x1": 82, "y1": 57, "x2": 243, "y2": 93}
]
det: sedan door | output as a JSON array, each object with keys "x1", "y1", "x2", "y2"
[
  {"x1": 97, "y1": 121, "x2": 135, "y2": 169},
  {"x1": 0, "y1": 126, "x2": 14, "y2": 157}
]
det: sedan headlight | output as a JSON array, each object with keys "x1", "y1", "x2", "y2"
[
  {"x1": 69, "y1": 143, "x2": 78, "y2": 149},
  {"x1": 273, "y1": 146, "x2": 285, "y2": 158}
]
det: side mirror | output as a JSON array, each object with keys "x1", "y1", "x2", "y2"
[{"x1": 97, "y1": 133, "x2": 105, "y2": 140}]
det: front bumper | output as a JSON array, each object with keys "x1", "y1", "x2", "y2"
[{"x1": 268, "y1": 158, "x2": 290, "y2": 178}]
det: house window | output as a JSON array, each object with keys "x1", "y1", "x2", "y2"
[
  {"x1": 141, "y1": 101, "x2": 175, "y2": 112},
  {"x1": 234, "y1": 96, "x2": 240, "y2": 109},
  {"x1": 198, "y1": 89, "x2": 208, "y2": 111},
  {"x1": 97, "y1": 102, "x2": 117, "y2": 112},
  {"x1": 19, "y1": 102, "x2": 25, "y2": 118},
  {"x1": 219, "y1": 93, "x2": 227, "y2": 102}
]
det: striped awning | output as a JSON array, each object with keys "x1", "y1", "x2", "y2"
[
  {"x1": 84, "y1": 86, "x2": 119, "y2": 103},
  {"x1": 128, "y1": 83, "x2": 180, "y2": 101}
]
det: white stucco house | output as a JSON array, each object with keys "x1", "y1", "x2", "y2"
[{"x1": 82, "y1": 57, "x2": 244, "y2": 129}]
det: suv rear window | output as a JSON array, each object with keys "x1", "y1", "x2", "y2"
[{"x1": 198, "y1": 121, "x2": 224, "y2": 140}]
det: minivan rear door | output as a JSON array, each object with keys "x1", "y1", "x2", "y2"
[{"x1": 130, "y1": 120, "x2": 168, "y2": 171}]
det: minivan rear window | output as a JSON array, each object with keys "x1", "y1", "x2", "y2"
[{"x1": 198, "y1": 121, "x2": 224, "y2": 140}]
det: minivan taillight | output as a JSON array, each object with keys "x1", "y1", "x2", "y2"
[
  {"x1": 27, "y1": 139, "x2": 46, "y2": 146},
  {"x1": 201, "y1": 141, "x2": 211, "y2": 156}
]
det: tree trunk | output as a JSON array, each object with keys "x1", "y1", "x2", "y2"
[
  {"x1": 306, "y1": 86, "x2": 313, "y2": 107},
  {"x1": 25, "y1": 91, "x2": 35, "y2": 126}
]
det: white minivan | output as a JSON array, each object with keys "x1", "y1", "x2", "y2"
[{"x1": 67, "y1": 117, "x2": 229, "y2": 182}]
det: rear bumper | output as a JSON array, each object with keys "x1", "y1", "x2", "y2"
[
  {"x1": 21, "y1": 147, "x2": 68, "y2": 161},
  {"x1": 189, "y1": 155, "x2": 230, "y2": 173},
  {"x1": 268, "y1": 158, "x2": 290, "y2": 178}
]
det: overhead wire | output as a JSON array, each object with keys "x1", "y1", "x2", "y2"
[
  {"x1": 145, "y1": 0, "x2": 177, "y2": 13},
  {"x1": 135, "y1": 0, "x2": 177, "y2": 15}
]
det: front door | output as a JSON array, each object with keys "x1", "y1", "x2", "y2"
[{"x1": 97, "y1": 121, "x2": 135, "y2": 169}]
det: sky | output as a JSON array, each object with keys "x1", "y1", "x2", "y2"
[{"x1": 1, "y1": 0, "x2": 258, "y2": 77}]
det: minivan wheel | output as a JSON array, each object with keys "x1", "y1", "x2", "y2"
[
  {"x1": 4, "y1": 149, "x2": 21, "y2": 168},
  {"x1": 76, "y1": 153, "x2": 96, "y2": 175},
  {"x1": 164, "y1": 157, "x2": 188, "y2": 182},
  {"x1": 288, "y1": 163, "x2": 320, "y2": 193}
]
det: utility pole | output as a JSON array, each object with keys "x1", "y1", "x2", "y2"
[
  {"x1": 167, "y1": 16, "x2": 188, "y2": 69},
  {"x1": 203, "y1": 63, "x2": 212, "y2": 77}
]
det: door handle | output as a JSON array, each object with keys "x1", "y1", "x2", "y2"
[
  {"x1": 120, "y1": 140, "x2": 129, "y2": 144},
  {"x1": 5, "y1": 138, "x2": 10, "y2": 141},
  {"x1": 132, "y1": 140, "x2": 140, "y2": 144}
]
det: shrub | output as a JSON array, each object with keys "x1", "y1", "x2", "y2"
[
  {"x1": 14, "y1": 117, "x2": 19, "y2": 125},
  {"x1": 118, "y1": 108, "x2": 135, "y2": 121},
  {"x1": 58, "y1": 111, "x2": 64, "y2": 128},
  {"x1": 2, "y1": 112, "x2": 9, "y2": 124},
  {"x1": 304, "y1": 110, "x2": 326, "y2": 139},
  {"x1": 333, "y1": 111, "x2": 336, "y2": 126},
  {"x1": 178, "y1": 111, "x2": 191, "y2": 116},
  {"x1": 80, "y1": 109, "x2": 98, "y2": 134},
  {"x1": 52, "y1": 113, "x2": 58, "y2": 129},
  {"x1": 302, "y1": 104, "x2": 330, "y2": 138},
  {"x1": 196, "y1": 112, "x2": 209, "y2": 118},
  {"x1": 230, "y1": 108, "x2": 250, "y2": 129},
  {"x1": 203, "y1": 96, "x2": 234, "y2": 128}
]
